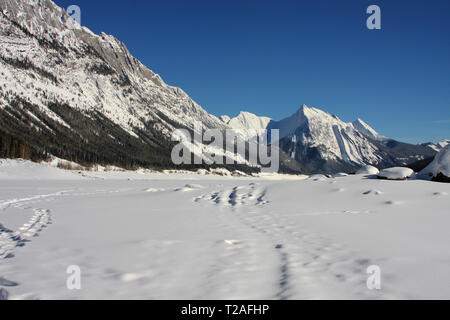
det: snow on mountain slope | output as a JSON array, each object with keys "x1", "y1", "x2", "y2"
[
  {"x1": 220, "y1": 115, "x2": 231, "y2": 124},
  {"x1": 0, "y1": 0, "x2": 225, "y2": 134},
  {"x1": 352, "y1": 118, "x2": 387, "y2": 141},
  {"x1": 423, "y1": 140, "x2": 450, "y2": 152},
  {"x1": 266, "y1": 105, "x2": 383, "y2": 172},
  {"x1": 439, "y1": 140, "x2": 450, "y2": 149},
  {"x1": 221, "y1": 111, "x2": 271, "y2": 131},
  {"x1": 264, "y1": 104, "x2": 436, "y2": 174},
  {"x1": 424, "y1": 144, "x2": 441, "y2": 152}
]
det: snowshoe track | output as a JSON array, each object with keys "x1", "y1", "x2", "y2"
[
  {"x1": 0, "y1": 208, "x2": 53, "y2": 259},
  {"x1": 193, "y1": 182, "x2": 399, "y2": 299}
]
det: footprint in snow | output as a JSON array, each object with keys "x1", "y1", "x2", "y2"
[
  {"x1": 363, "y1": 190, "x2": 384, "y2": 195},
  {"x1": 0, "y1": 277, "x2": 19, "y2": 287},
  {"x1": 0, "y1": 288, "x2": 9, "y2": 300},
  {"x1": 174, "y1": 184, "x2": 204, "y2": 192},
  {"x1": 385, "y1": 200, "x2": 403, "y2": 205}
]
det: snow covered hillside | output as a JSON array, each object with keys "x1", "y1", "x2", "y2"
[
  {"x1": 0, "y1": 0, "x2": 224, "y2": 132},
  {"x1": 0, "y1": 160, "x2": 449, "y2": 300}
]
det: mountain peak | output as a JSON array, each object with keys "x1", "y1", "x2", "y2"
[
  {"x1": 221, "y1": 111, "x2": 271, "y2": 131},
  {"x1": 352, "y1": 118, "x2": 386, "y2": 141},
  {"x1": 297, "y1": 104, "x2": 310, "y2": 114}
]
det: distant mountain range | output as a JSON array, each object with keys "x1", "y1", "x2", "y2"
[{"x1": 0, "y1": 0, "x2": 443, "y2": 174}]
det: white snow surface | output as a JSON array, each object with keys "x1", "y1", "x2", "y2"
[
  {"x1": 378, "y1": 167, "x2": 414, "y2": 180},
  {"x1": 421, "y1": 145, "x2": 450, "y2": 177},
  {"x1": 0, "y1": 160, "x2": 449, "y2": 300}
]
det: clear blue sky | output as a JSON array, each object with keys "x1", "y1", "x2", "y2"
[{"x1": 54, "y1": 0, "x2": 449, "y2": 144}]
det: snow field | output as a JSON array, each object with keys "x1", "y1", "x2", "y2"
[{"x1": 0, "y1": 161, "x2": 449, "y2": 299}]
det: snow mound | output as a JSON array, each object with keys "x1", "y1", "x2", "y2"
[
  {"x1": 334, "y1": 173, "x2": 349, "y2": 178},
  {"x1": 420, "y1": 145, "x2": 450, "y2": 178},
  {"x1": 356, "y1": 165, "x2": 380, "y2": 175},
  {"x1": 378, "y1": 167, "x2": 414, "y2": 180}
]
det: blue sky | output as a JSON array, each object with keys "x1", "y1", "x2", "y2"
[{"x1": 54, "y1": 0, "x2": 449, "y2": 144}]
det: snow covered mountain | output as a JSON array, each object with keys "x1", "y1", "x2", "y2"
[
  {"x1": 0, "y1": 0, "x2": 258, "y2": 170},
  {"x1": 0, "y1": 0, "x2": 224, "y2": 131},
  {"x1": 220, "y1": 111, "x2": 271, "y2": 131},
  {"x1": 266, "y1": 105, "x2": 436, "y2": 173}
]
